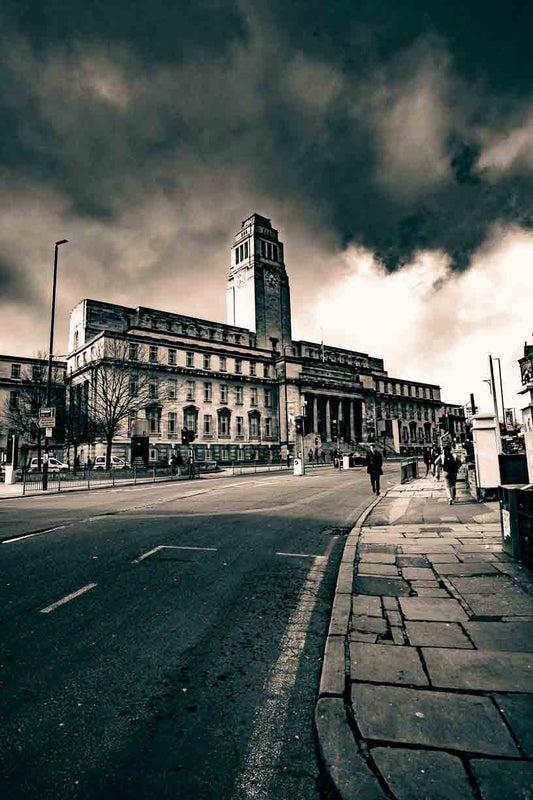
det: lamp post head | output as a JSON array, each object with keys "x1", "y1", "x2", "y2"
[{"x1": 56, "y1": 239, "x2": 68, "y2": 246}]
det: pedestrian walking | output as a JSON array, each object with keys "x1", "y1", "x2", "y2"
[
  {"x1": 433, "y1": 448, "x2": 442, "y2": 481},
  {"x1": 365, "y1": 443, "x2": 383, "y2": 495},
  {"x1": 308, "y1": 448, "x2": 314, "y2": 463},
  {"x1": 423, "y1": 446, "x2": 432, "y2": 476},
  {"x1": 314, "y1": 446, "x2": 319, "y2": 462},
  {"x1": 320, "y1": 450, "x2": 326, "y2": 463},
  {"x1": 442, "y1": 446, "x2": 460, "y2": 504}
]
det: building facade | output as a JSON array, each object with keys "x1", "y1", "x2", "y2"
[
  {"x1": 62, "y1": 213, "x2": 464, "y2": 464},
  {"x1": 0, "y1": 354, "x2": 66, "y2": 464}
]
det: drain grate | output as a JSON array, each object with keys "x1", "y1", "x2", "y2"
[{"x1": 323, "y1": 526, "x2": 352, "y2": 536}]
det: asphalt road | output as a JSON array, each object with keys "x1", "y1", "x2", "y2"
[{"x1": 0, "y1": 463, "x2": 399, "y2": 800}]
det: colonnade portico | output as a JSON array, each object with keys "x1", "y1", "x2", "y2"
[{"x1": 302, "y1": 392, "x2": 364, "y2": 444}]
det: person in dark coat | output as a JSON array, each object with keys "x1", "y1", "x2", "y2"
[
  {"x1": 423, "y1": 446, "x2": 432, "y2": 476},
  {"x1": 365, "y1": 443, "x2": 383, "y2": 494}
]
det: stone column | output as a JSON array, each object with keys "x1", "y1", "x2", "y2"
[
  {"x1": 350, "y1": 401, "x2": 355, "y2": 443},
  {"x1": 313, "y1": 396, "x2": 318, "y2": 434},
  {"x1": 326, "y1": 397, "x2": 331, "y2": 441}
]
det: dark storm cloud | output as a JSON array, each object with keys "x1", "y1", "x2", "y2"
[{"x1": 1, "y1": 0, "x2": 533, "y2": 287}]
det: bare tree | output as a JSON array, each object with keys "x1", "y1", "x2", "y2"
[
  {"x1": 1, "y1": 356, "x2": 65, "y2": 469},
  {"x1": 85, "y1": 337, "x2": 166, "y2": 468}
]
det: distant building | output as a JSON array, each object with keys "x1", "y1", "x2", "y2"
[
  {"x1": 0, "y1": 354, "x2": 66, "y2": 465},
  {"x1": 63, "y1": 213, "x2": 465, "y2": 464}
]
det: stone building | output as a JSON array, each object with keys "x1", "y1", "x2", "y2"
[
  {"x1": 0, "y1": 354, "x2": 66, "y2": 465},
  {"x1": 65, "y1": 213, "x2": 464, "y2": 464}
]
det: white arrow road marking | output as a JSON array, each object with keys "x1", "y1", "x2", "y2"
[
  {"x1": 235, "y1": 536, "x2": 336, "y2": 799},
  {"x1": 40, "y1": 583, "x2": 97, "y2": 614}
]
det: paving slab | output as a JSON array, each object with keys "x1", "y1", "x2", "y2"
[
  {"x1": 350, "y1": 642, "x2": 428, "y2": 685},
  {"x1": 350, "y1": 632, "x2": 378, "y2": 643},
  {"x1": 422, "y1": 648, "x2": 533, "y2": 692},
  {"x1": 466, "y1": 593, "x2": 533, "y2": 617},
  {"x1": 359, "y1": 544, "x2": 398, "y2": 553},
  {"x1": 359, "y1": 552, "x2": 397, "y2": 564},
  {"x1": 353, "y1": 575, "x2": 411, "y2": 597},
  {"x1": 319, "y1": 636, "x2": 346, "y2": 696},
  {"x1": 371, "y1": 747, "x2": 475, "y2": 800},
  {"x1": 396, "y1": 556, "x2": 431, "y2": 567},
  {"x1": 465, "y1": 621, "x2": 533, "y2": 652},
  {"x1": 315, "y1": 698, "x2": 388, "y2": 800},
  {"x1": 436, "y1": 563, "x2": 501, "y2": 577},
  {"x1": 399, "y1": 597, "x2": 469, "y2": 622},
  {"x1": 352, "y1": 615, "x2": 388, "y2": 634},
  {"x1": 401, "y1": 544, "x2": 457, "y2": 554},
  {"x1": 447, "y1": 575, "x2": 515, "y2": 594},
  {"x1": 458, "y1": 553, "x2": 496, "y2": 561},
  {"x1": 402, "y1": 567, "x2": 436, "y2": 580},
  {"x1": 494, "y1": 694, "x2": 533, "y2": 756},
  {"x1": 470, "y1": 759, "x2": 533, "y2": 800},
  {"x1": 414, "y1": 588, "x2": 452, "y2": 597},
  {"x1": 405, "y1": 621, "x2": 473, "y2": 649},
  {"x1": 427, "y1": 553, "x2": 461, "y2": 563},
  {"x1": 353, "y1": 595, "x2": 383, "y2": 617},
  {"x1": 352, "y1": 684, "x2": 518, "y2": 755},
  {"x1": 358, "y1": 563, "x2": 399, "y2": 576}
]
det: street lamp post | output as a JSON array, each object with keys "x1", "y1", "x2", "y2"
[
  {"x1": 493, "y1": 357, "x2": 506, "y2": 431},
  {"x1": 43, "y1": 239, "x2": 68, "y2": 490}
]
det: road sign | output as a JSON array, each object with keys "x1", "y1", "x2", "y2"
[
  {"x1": 45, "y1": 427, "x2": 53, "y2": 438},
  {"x1": 38, "y1": 407, "x2": 56, "y2": 428}
]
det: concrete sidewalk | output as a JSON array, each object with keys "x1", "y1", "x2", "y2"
[{"x1": 316, "y1": 475, "x2": 533, "y2": 800}]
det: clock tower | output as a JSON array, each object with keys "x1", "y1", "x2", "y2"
[{"x1": 226, "y1": 213, "x2": 292, "y2": 350}]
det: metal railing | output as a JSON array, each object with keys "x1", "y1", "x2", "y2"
[
  {"x1": 21, "y1": 463, "x2": 218, "y2": 495},
  {"x1": 400, "y1": 457, "x2": 419, "y2": 484}
]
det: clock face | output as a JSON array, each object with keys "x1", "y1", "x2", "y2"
[{"x1": 264, "y1": 269, "x2": 279, "y2": 288}]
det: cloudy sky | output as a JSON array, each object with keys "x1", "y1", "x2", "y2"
[{"x1": 1, "y1": 0, "x2": 532, "y2": 415}]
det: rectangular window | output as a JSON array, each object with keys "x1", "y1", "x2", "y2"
[
  {"x1": 236, "y1": 416, "x2": 244, "y2": 437},
  {"x1": 149, "y1": 346, "x2": 158, "y2": 363},
  {"x1": 149, "y1": 379, "x2": 158, "y2": 399},
  {"x1": 235, "y1": 247, "x2": 240, "y2": 265},
  {"x1": 32, "y1": 365, "x2": 43, "y2": 381},
  {"x1": 168, "y1": 412, "x2": 177, "y2": 435},
  {"x1": 147, "y1": 411, "x2": 160, "y2": 433},
  {"x1": 185, "y1": 409, "x2": 197, "y2": 433},
  {"x1": 250, "y1": 388, "x2": 258, "y2": 407},
  {"x1": 249, "y1": 361, "x2": 256, "y2": 376},
  {"x1": 264, "y1": 388, "x2": 272, "y2": 407},
  {"x1": 11, "y1": 363, "x2": 21, "y2": 378},
  {"x1": 249, "y1": 416, "x2": 259, "y2": 437},
  {"x1": 130, "y1": 376, "x2": 138, "y2": 397},
  {"x1": 219, "y1": 356, "x2": 227, "y2": 371},
  {"x1": 9, "y1": 390, "x2": 19, "y2": 408},
  {"x1": 129, "y1": 343, "x2": 138, "y2": 361},
  {"x1": 186, "y1": 351, "x2": 194, "y2": 368},
  {"x1": 186, "y1": 380, "x2": 195, "y2": 401},
  {"x1": 128, "y1": 411, "x2": 137, "y2": 436},
  {"x1": 204, "y1": 382, "x2": 212, "y2": 402},
  {"x1": 219, "y1": 415, "x2": 230, "y2": 437},
  {"x1": 168, "y1": 348, "x2": 177, "y2": 366},
  {"x1": 204, "y1": 414, "x2": 212, "y2": 436},
  {"x1": 263, "y1": 363, "x2": 270, "y2": 378},
  {"x1": 168, "y1": 378, "x2": 177, "y2": 399},
  {"x1": 236, "y1": 386, "x2": 243, "y2": 405},
  {"x1": 235, "y1": 358, "x2": 242, "y2": 374},
  {"x1": 220, "y1": 384, "x2": 228, "y2": 404},
  {"x1": 265, "y1": 417, "x2": 272, "y2": 437},
  {"x1": 203, "y1": 354, "x2": 211, "y2": 370}
]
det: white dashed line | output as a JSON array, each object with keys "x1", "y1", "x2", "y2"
[
  {"x1": 276, "y1": 551, "x2": 326, "y2": 560},
  {"x1": 40, "y1": 583, "x2": 97, "y2": 614},
  {"x1": 3, "y1": 525, "x2": 68, "y2": 544}
]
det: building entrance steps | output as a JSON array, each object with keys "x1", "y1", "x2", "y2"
[{"x1": 315, "y1": 476, "x2": 533, "y2": 800}]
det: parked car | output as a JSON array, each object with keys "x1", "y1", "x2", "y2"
[
  {"x1": 93, "y1": 456, "x2": 130, "y2": 470},
  {"x1": 28, "y1": 457, "x2": 69, "y2": 472}
]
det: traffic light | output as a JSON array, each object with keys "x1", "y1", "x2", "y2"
[
  {"x1": 181, "y1": 428, "x2": 196, "y2": 445},
  {"x1": 295, "y1": 416, "x2": 304, "y2": 435},
  {"x1": 187, "y1": 429, "x2": 196, "y2": 443},
  {"x1": 331, "y1": 419, "x2": 339, "y2": 438}
]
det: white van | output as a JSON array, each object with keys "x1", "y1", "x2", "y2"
[
  {"x1": 28, "y1": 457, "x2": 69, "y2": 472},
  {"x1": 93, "y1": 456, "x2": 129, "y2": 470}
]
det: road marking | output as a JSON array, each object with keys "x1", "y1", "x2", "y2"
[
  {"x1": 236, "y1": 536, "x2": 335, "y2": 799},
  {"x1": 276, "y1": 551, "x2": 326, "y2": 560},
  {"x1": 131, "y1": 544, "x2": 218, "y2": 563},
  {"x1": 2, "y1": 525, "x2": 68, "y2": 543},
  {"x1": 40, "y1": 583, "x2": 97, "y2": 614}
]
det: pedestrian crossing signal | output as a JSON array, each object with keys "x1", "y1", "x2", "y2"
[{"x1": 295, "y1": 416, "x2": 304, "y2": 434}]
